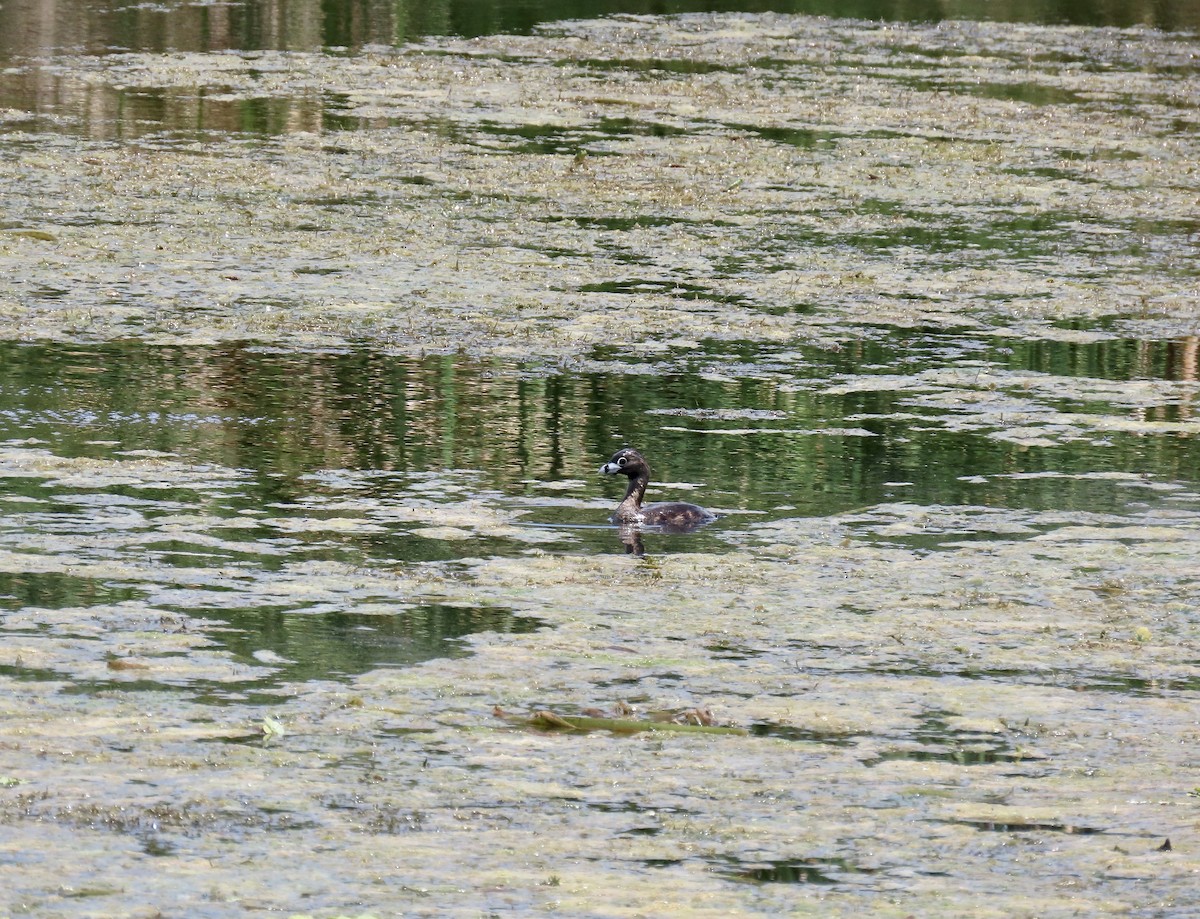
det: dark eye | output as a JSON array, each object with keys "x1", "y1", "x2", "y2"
[{"x1": 617, "y1": 456, "x2": 627, "y2": 467}]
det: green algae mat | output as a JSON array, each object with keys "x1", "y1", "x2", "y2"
[{"x1": 1, "y1": 10, "x2": 1199, "y2": 918}]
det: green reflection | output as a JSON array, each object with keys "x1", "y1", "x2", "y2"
[
  {"x1": 1, "y1": 0, "x2": 1196, "y2": 62},
  {"x1": 0, "y1": 336, "x2": 1197, "y2": 522},
  {"x1": 0, "y1": 571, "x2": 143, "y2": 611},
  {"x1": 216, "y1": 602, "x2": 545, "y2": 681}
]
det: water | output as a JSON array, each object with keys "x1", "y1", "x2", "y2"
[
  {"x1": 2, "y1": 335, "x2": 1195, "y2": 522},
  {"x1": 1, "y1": 335, "x2": 1197, "y2": 691},
  {"x1": 0, "y1": 8, "x2": 1197, "y2": 915}
]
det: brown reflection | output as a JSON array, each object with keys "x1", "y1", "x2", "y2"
[
  {"x1": 0, "y1": 65, "x2": 329, "y2": 141},
  {"x1": 0, "y1": 0, "x2": 329, "y2": 137},
  {"x1": 1168, "y1": 335, "x2": 1197, "y2": 421},
  {"x1": 1171, "y1": 336, "x2": 1198, "y2": 381},
  {"x1": 0, "y1": 0, "x2": 317, "y2": 57},
  {"x1": 0, "y1": 0, "x2": 438, "y2": 59},
  {"x1": 188, "y1": 346, "x2": 588, "y2": 493}
]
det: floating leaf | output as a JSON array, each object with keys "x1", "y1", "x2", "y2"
[
  {"x1": 10, "y1": 229, "x2": 57, "y2": 241},
  {"x1": 496, "y1": 707, "x2": 746, "y2": 736}
]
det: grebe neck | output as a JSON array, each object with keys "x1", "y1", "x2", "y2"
[{"x1": 617, "y1": 472, "x2": 648, "y2": 517}]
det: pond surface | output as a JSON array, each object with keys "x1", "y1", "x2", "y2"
[
  {"x1": 3, "y1": 0, "x2": 1200, "y2": 138},
  {"x1": 1, "y1": 3, "x2": 1199, "y2": 918},
  {"x1": 3, "y1": 0, "x2": 1198, "y2": 63},
  {"x1": 3, "y1": 334, "x2": 1197, "y2": 572}
]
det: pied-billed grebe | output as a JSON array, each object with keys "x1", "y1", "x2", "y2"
[{"x1": 599, "y1": 447, "x2": 716, "y2": 532}]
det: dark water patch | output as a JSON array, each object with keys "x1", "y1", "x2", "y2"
[
  {"x1": 863, "y1": 746, "x2": 1033, "y2": 766},
  {"x1": 942, "y1": 818, "x2": 1106, "y2": 835},
  {"x1": 863, "y1": 325, "x2": 1199, "y2": 386},
  {"x1": 716, "y1": 854, "x2": 876, "y2": 885},
  {"x1": 579, "y1": 278, "x2": 751, "y2": 307},
  {"x1": 729, "y1": 123, "x2": 835, "y2": 149},
  {"x1": 823, "y1": 209, "x2": 1082, "y2": 261},
  {"x1": 357, "y1": 806, "x2": 432, "y2": 835},
  {"x1": 595, "y1": 673, "x2": 688, "y2": 690},
  {"x1": 859, "y1": 709, "x2": 1032, "y2": 767},
  {"x1": 416, "y1": 116, "x2": 691, "y2": 156},
  {"x1": 722, "y1": 122, "x2": 920, "y2": 148},
  {"x1": 592, "y1": 115, "x2": 690, "y2": 138},
  {"x1": 10, "y1": 796, "x2": 322, "y2": 838},
  {"x1": 752, "y1": 200, "x2": 1189, "y2": 270},
  {"x1": 750, "y1": 713, "x2": 1030, "y2": 761},
  {"x1": 30, "y1": 284, "x2": 70, "y2": 300},
  {"x1": 549, "y1": 214, "x2": 737, "y2": 231},
  {"x1": 704, "y1": 641, "x2": 767, "y2": 660},
  {"x1": 0, "y1": 661, "x2": 80, "y2": 684},
  {"x1": 588, "y1": 800, "x2": 693, "y2": 817},
  {"x1": 1065, "y1": 671, "x2": 1200, "y2": 697},
  {"x1": 826, "y1": 660, "x2": 1200, "y2": 699},
  {"x1": 141, "y1": 836, "x2": 177, "y2": 857},
  {"x1": 748, "y1": 722, "x2": 862, "y2": 746},
  {"x1": 621, "y1": 825, "x2": 664, "y2": 837},
  {"x1": 586, "y1": 802, "x2": 694, "y2": 841},
  {"x1": 908, "y1": 78, "x2": 1088, "y2": 106},
  {"x1": 45, "y1": 674, "x2": 198, "y2": 696},
  {"x1": 216, "y1": 603, "x2": 546, "y2": 682},
  {"x1": 139, "y1": 540, "x2": 268, "y2": 569},
  {"x1": 1058, "y1": 146, "x2": 1146, "y2": 163},
  {"x1": 0, "y1": 570, "x2": 143, "y2": 610},
  {"x1": 0, "y1": 567, "x2": 545, "y2": 699},
  {"x1": 570, "y1": 56, "x2": 740, "y2": 74},
  {"x1": 1004, "y1": 165, "x2": 1096, "y2": 183},
  {"x1": 838, "y1": 604, "x2": 877, "y2": 617},
  {"x1": 193, "y1": 687, "x2": 305, "y2": 707},
  {"x1": 831, "y1": 499, "x2": 1200, "y2": 553}
]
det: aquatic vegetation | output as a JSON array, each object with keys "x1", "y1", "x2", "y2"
[
  {"x1": 0, "y1": 17, "x2": 1196, "y2": 361},
  {"x1": 494, "y1": 704, "x2": 747, "y2": 735},
  {"x1": 0, "y1": 10, "x2": 1197, "y2": 918}
]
